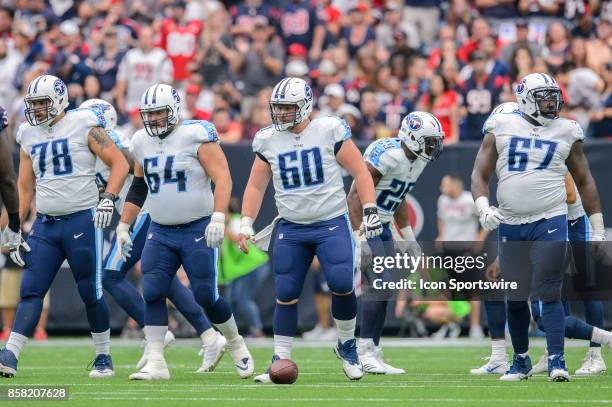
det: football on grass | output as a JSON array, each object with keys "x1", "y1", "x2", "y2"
[{"x1": 270, "y1": 359, "x2": 298, "y2": 384}]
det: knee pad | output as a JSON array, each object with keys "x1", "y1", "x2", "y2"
[
  {"x1": 275, "y1": 274, "x2": 302, "y2": 303},
  {"x1": 326, "y1": 266, "x2": 354, "y2": 295},
  {"x1": 142, "y1": 273, "x2": 170, "y2": 304}
]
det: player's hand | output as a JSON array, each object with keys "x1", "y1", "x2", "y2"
[
  {"x1": 485, "y1": 256, "x2": 500, "y2": 282},
  {"x1": 395, "y1": 225, "x2": 421, "y2": 260},
  {"x1": 478, "y1": 206, "x2": 503, "y2": 231},
  {"x1": 3, "y1": 228, "x2": 30, "y2": 267},
  {"x1": 362, "y1": 204, "x2": 383, "y2": 239},
  {"x1": 93, "y1": 192, "x2": 116, "y2": 229},
  {"x1": 205, "y1": 212, "x2": 225, "y2": 248},
  {"x1": 238, "y1": 216, "x2": 255, "y2": 254},
  {"x1": 116, "y1": 222, "x2": 132, "y2": 261}
]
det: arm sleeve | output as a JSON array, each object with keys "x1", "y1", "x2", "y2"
[{"x1": 125, "y1": 176, "x2": 148, "y2": 208}]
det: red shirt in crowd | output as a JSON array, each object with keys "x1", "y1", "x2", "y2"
[
  {"x1": 418, "y1": 90, "x2": 458, "y2": 143},
  {"x1": 158, "y1": 18, "x2": 203, "y2": 81}
]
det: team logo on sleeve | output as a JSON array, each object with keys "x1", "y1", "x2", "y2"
[
  {"x1": 407, "y1": 114, "x2": 423, "y2": 131},
  {"x1": 53, "y1": 79, "x2": 66, "y2": 96},
  {"x1": 516, "y1": 80, "x2": 526, "y2": 94}
]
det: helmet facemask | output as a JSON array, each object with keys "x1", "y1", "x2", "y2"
[
  {"x1": 531, "y1": 88, "x2": 563, "y2": 121},
  {"x1": 270, "y1": 102, "x2": 303, "y2": 131},
  {"x1": 140, "y1": 106, "x2": 177, "y2": 138},
  {"x1": 25, "y1": 96, "x2": 57, "y2": 126},
  {"x1": 417, "y1": 134, "x2": 444, "y2": 161}
]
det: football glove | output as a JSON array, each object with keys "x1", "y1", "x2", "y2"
[
  {"x1": 93, "y1": 192, "x2": 116, "y2": 229},
  {"x1": 362, "y1": 204, "x2": 383, "y2": 239},
  {"x1": 3, "y1": 227, "x2": 30, "y2": 267},
  {"x1": 115, "y1": 222, "x2": 132, "y2": 261},
  {"x1": 205, "y1": 212, "x2": 225, "y2": 248},
  {"x1": 395, "y1": 225, "x2": 422, "y2": 260},
  {"x1": 476, "y1": 197, "x2": 503, "y2": 231}
]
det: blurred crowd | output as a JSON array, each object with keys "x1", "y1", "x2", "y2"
[{"x1": 0, "y1": 0, "x2": 610, "y2": 147}]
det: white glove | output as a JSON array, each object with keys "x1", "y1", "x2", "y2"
[
  {"x1": 396, "y1": 225, "x2": 422, "y2": 259},
  {"x1": 362, "y1": 203, "x2": 383, "y2": 239},
  {"x1": 93, "y1": 192, "x2": 116, "y2": 229},
  {"x1": 3, "y1": 228, "x2": 30, "y2": 267},
  {"x1": 116, "y1": 222, "x2": 132, "y2": 261},
  {"x1": 353, "y1": 229, "x2": 370, "y2": 272},
  {"x1": 476, "y1": 196, "x2": 503, "y2": 231},
  {"x1": 239, "y1": 216, "x2": 255, "y2": 239},
  {"x1": 205, "y1": 212, "x2": 225, "y2": 248},
  {"x1": 589, "y1": 213, "x2": 606, "y2": 241}
]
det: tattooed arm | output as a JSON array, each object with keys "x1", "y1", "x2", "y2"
[
  {"x1": 88, "y1": 126, "x2": 129, "y2": 195},
  {"x1": 120, "y1": 148, "x2": 136, "y2": 174}
]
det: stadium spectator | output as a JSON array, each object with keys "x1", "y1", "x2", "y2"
[
  {"x1": 417, "y1": 74, "x2": 460, "y2": 143},
  {"x1": 359, "y1": 89, "x2": 383, "y2": 141},
  {"x1": 245, "y1": 87, "x2": 273, "y2": 140},
  {"x1": 197, "y1": 6, "x2": 236, "y2": 89},
  {"x1": 232, "y1": 17, "x2": 283, "y2": 119},
  {"x1": 279, "y1": 0, "x2": 325, "y2": 61},
  {"x1": 589, "y1": 63, "x2": 612, "y2": 138},
  {"x1": 404, "y1": 0, "x2": 442, "y2": 47},
  {"x1": 211, "y1": 108, "x2": 243, "y2": 144},
  {"x1": 318, "y1": 84, "x2": 351, "y2": 117},
  {"x1": 542, "y1": 20, "x2": 571, "y2": 70},
  {"x1": 115, "y1": 26, "x2": 173, "y2": 116},
  {"x1": 0, "y1": 37, "x2": 21, "y2": 115},
  {"x1": 182, "y1": 84, "x2": 210, "y2": 121},
  {"x1": 404, "y1": 55, "x2": 429, "y2": 105},
  {"x1": 0, "y1": 6, "x2": 13, "y2": 38},
  {"x1": 376, "y1": 75, "x2": 414, "y2": 139},
  {"x1": 505, "y1": 45, "x2": 535, "y2": 98},
  {"x1": 340, "y1": 3, "x2": 376, "y2": 59},
  {"x1": 500, "y1": 19, "x2": 542, "y2": 67},
  {"x1": 458, "y1": 18, "x2": 493, "y2": 64},
  {"x1": 91, "y1": 27, "x2": 126, "y2": 102},
  {"x1": 585, "y1": 19, "x2": 612, "y2": 76}
]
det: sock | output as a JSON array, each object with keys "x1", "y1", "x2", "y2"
[
  {"x1": 491, "y1": 339, "x2": 507, "y2": 360},
  {"x1": 584, "y1": 301, "x2": 604, "y2": 348},
  {"x1": 91, "y1": 329, "x2": 110, "y2": 356},
  {"x1": 507, "y1": 301, "x2": 530, "y2": 355},
  {"x1": 335, "y1": 317, "x2": 356, "y2": 344},
  {"x1": 144, "y1": 325, "x2": 167, "y2": 356},
  {"x1": 273, "y1": 335, "x2": 293, "y2": 359},
  {"x1": 213, "y1": 315, "x2": 240, "y2": 342},
  {"x1": 85, "y1": 299, "x2": 110, "y2": 333},
  {"x1": 103, "y1": 269, "x2": 145, "y2": 328},
  {"x1": 565, "y1": 316, "x2": 594, "y2": 341},
  {"x1": 591, "y1": 327, "x2": 612, "y2": 347},
  {"x1": 273, "y1": 303, "x2": 298, "y2": 337},
  {"x1": 332, "y1": 292, "x2": 357, "y2": 320},
  {"x1": 358, "y1": 337, "x2": 374, "y2": 352},
  {"x1": 518, "y1": 352, "x2": 529, "y2": 358},
  {"x1": 485, "y1": 301, "x2": 507, "y2": 340},
  {"x1": 200, "y1": 328, "x2": 217, "y2": 346},
  {"x1": 167, "y1": 277, "x2": 211, "y2": 335},
  {"x1": 589, "y1": 346, "x2": 602, "y2": 357},
  {"x1": 6, "y1": 332, "x2": 28, "y2": 359},
  {"x1": 541, "y1": 301, "x2": 565, "y2": 356}
]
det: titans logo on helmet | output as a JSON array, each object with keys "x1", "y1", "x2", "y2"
[
  {"x1": 54, "y1": 79, "x2": 66, "y2": 96},
  {"x1": 172, "y1": 88, "x2": 181, "y2": 104},
  {"x1": 304, "y1": 84, "x2": 313, "y2": 102},
  {"x1": 516, "y1": 80, "x2": 526, "y2": 94},
  {"x1": 408, "y1": 114, "x2": 423, "y2": 131}
]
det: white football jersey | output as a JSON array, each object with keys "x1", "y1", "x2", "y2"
[
  {"x1": 437, "y1": 191, "x2": 480, "y2": 241},
  {"x1": 485, "y1": 111, "x2": 584, "y2": 224},
  {"x1": 116, "y1": 48, "x2": 174, "y2": 111},
  {"x1": 363, "y1": 138, "x2": 428, "y2": 224},
  {"x1": 95, "y1": 129, "x2": 133, "y2": 214},
  {"x1": 253, "y1": 116, "x2": 351, "y2": 224},
  {"x1": 16, "y1": 109, "x2": 104, "y2": 216},
  {"x1": 130, "y1": 120, "x2": 218, "y2": 225}
]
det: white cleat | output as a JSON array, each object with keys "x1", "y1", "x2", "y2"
[
  {"x1": 88, "y1": 354, "x2": 115, "y2": 378},
  {"x1": 575, "y1": 350, "x2": 607, "y2": 376},
  {"x1": 375, "y1": 346, "x2": 405, "y2": 375},
  {"x1": 227, "y1": 336, "x2": 254, "y2": 379},
  {"x1": 197, "y1": 332, "x2": 227, "y2": 373},
  {"x1": 358, "y1": 341, "x2": 386, "y2": 374},
  {"x1": 549, "y1": 368, "x2": 571, "y2": 382},
  {"x1": 129, "y1": 357, "x2": 170, "y2": 380},
  {"x1": 254, "y1": 372, "x2": 272, "y2": 383},
  {"x1": 470, "y1": 358, "x2": 509, "y2": 375},
  {"x1": 334, "y1": 339, "x2": 363, "y2": 380},
  {"x1": 136, "y1": 330, "x2": 175, "y2": 370},
  {"x1": 530, "y1": 352, "x2": 549, "y2": 375}
]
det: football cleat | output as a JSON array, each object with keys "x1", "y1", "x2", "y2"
[
  {"x1": 530, "y1": 351, "x2": 549, "y2": 375},
  {"x1": 499, "y1": 354, "x2": 533, "y2": 381},
  {"x1": 375, "y1": 346, "x2": 405, "y2": 374},
  {"x1": 470, "y1": 357, "x2": 509, "y2": 375},
  {"x1": 197, "y1": 332, "x2": 227, "y2": 373},
  {"x1": 548, "y1": 354, "x2": 571, "y2": 382},
  {"x1": 136, "y1": 330, "x2": 175, "y2": 370},
  {"x1": 88, "y1": 354, "x2": 115, "y2": 378},
  {"x1": 227, "y1": 335, "x2": 254, "y2": 379},
  {"x1": 0, "y1": 348, "x2": 17, "y2": 378},
  {"x1": 254, "y1": 354, "x2": 279, "y2": 383},
  {"x1": 334, "y1": 339, "x2": 363, "y2": 380},
  {"x1": 129, "y1": 356, "x2": 170, "y2": 380},
  {"x1": 358, "y1": 341, "x2": 386, "y2": 374},
  {"x1": 575, "y1": 349, "x2": 607, "y2": 376}
]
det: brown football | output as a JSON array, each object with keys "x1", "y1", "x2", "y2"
[{"x1": 269, "y1": 359, "x2": 298, "y2": 384}]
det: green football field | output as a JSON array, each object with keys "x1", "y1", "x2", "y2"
[{"x1": 3, "y1": 338, "x2": 612, "y2": 407}]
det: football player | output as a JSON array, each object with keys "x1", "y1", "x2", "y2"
[
  {"x1": 238, "y1": 77, "x2": 383, "y2": 382},
  {"x1": 117, "y1": 83, "x2": 252, "y2": 380},
  {"x1": 80, "y1": 99, "x2": 226, "y2": 373},
  {"x1": 348, "y1": 111, "x2": 444, "y2": 374},
  {"x1": 0, "y1": 75, "x2": 130, "y2": 378},
  {"x1": 471, "y1": 73, "x2": 605, "y2": 382}
]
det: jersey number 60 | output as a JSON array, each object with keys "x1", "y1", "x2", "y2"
[{"x1": 278, "y1": 148, "x2": 324, "y2": 190}]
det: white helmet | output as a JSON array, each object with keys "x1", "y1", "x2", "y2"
[
  {"x1": 140, "y1": 83, "x2": 181, "y2": 138},
  {"x1": 24, "y1": 74, "x2": 69, "y2": 126},
  {"x1": 515, "y1": 73, "x2": 563, "y2": 126},
  {"x1": 269, "y1": 77, "x2": 314, "y2": 131},
  {"x1": 492, "y1": 102, "x2": 519, "y2": 114},
  {"x1": 397, "y1": 111, "x2": 445, "y2": 161},
  {"x1": 79, "y1": 98, "x2": 117, "y2": 130}
]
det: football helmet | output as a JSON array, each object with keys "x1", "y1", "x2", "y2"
[
  {"x1": 397, "y1": 111, "x2": 445, "y2": 161},
  {"x1": 269, "y1": 77, "x2": 313, "y2": 131},
  {"x1": 140, "y1": 84, "x2": 181, "y2": 138},
  {"x1": 79, "y1": 98, "x2": 117, "y2": 130},
  {"x1": 515, "y1": 73, "x2": 563, "y2": 126},
  {"x1": 24, "y1": 75, "x2": 69, "y2": 126}
]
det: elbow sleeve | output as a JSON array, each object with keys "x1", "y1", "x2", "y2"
[{"x1": 125, "y1": 176, "x2": 148, "y2": 208}]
